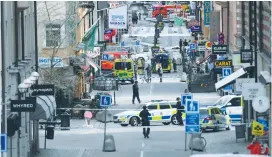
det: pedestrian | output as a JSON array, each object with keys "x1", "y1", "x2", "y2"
[
  {"x1": 158, "y1": 65, "x2": 163, "y2": 82},
  {"x1": 145, "y1": 64, "x2": 151, "y2": 82},
  {"x1": 175, "y1": 97, "x2": 184, "y2": 126},
  {"x1": 132, "y1": 81, "x2": 141, "y2": 104},
  {"x1": 172, "y1": 58, "x2": 177, "y2": 72},
  {"x1": 139, "y1": 105, "x2": 151, "y2": 138}
]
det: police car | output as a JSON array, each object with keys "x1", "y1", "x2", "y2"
[
  {"x1": 113, "y1": 100, "x2": 185, "y2": 126},
  {"x1": 200, "y1": 106, "x2": 231, "y2": 132},
  {"x1": 212, "y1": 94, "x2": 243, "y2": 123}
]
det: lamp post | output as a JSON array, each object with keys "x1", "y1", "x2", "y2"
[
  {"x1": 31, "y1": 71, "x2": 40, "y2": 80},
  {"x1": 23, "y1": 78, "x2": 33, "y2": 88},
  {"x1": 18, "y1": 83, "x2": 28, "y2": 94}
]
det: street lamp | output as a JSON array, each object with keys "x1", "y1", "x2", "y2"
[
  {"x1": 18, "y1": 83, "x2": 28, "y2": 93},
  {"x1": 28, "y1": 76, "x2": 36, "y2": 84},
  {"x1": 31, "y1": 71, "x2": 40, "y2": 80},
  {"x1": 23, "y1": 78, "x2": 33, "y2": 87}
]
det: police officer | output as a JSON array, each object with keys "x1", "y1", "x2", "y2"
[
  {"x1": 139, "y1": 105, "x2": 151, "y2": 138},
  {"x1": 176, "y1": 97, "x2": 184, "y2": 126},
  {"x1": 158, "y1": 65, "x2": 163, "y2": 82},
  {"x1": 132, "y1": 81, "x2": 141, "y2": 104}
]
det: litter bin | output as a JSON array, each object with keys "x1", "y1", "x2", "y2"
[
  {"x1": 60, "y1": 112, "x2": 70, "y2": 130},
  {"x1": 234, "y1": 124, "x2": 246, "y2": 142}
]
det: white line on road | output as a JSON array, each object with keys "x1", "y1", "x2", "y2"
[
  {"x1": 142, "y1": 141, "x2": 145, "y2": 147},
  {"x1": 149, "y1": 83, "x2": 153, "y2": 96},
  {"x1": 140, "y1": 151, "x2": 144, "y2": 157}
]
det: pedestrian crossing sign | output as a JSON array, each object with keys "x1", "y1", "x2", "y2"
[{"x1": 222, "y1": 68, "x2": 232, "y2": 77}]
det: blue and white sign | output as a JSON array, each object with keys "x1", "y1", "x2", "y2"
[
  {"x1": 1, "y1": 134, "x2": 7, "y2": 152},
  {"x1": 222, "y1": 68, "x2": 232, "y2": 77},
  {"x1": 181, "y1": 94, "x2": 193, "y2": 106},
  {"x1": 186, "y1": 100, "x2": 199, "y2": 113},
  {"x1": 190, "y1": 26, "x2": 202, "y2": 32},
  {"x1": 100, "y1": 95, "x2": 112, "y2": 107},
  {"x1": 102, "y1": 54, "x2": 109, "y2": 60},
  {"x1": 190, "y1": 43, "x2": 196, "y2": 50},
  {"x1": 136, "y1": 40, "x2": 140, "y2": 46},
  {"x1": 186, "y1": 125, "x2": 200, "y2": 133},
  {"x1": 38, "y1": 57, "x2": 64, "y2": 68},
  {"x1": 186, "y1": 113, "x2": 200, "y2": 125}
]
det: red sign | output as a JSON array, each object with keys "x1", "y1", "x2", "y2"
[
  {"x1": 217, "y1": 33, "x2": 224, "y2": 45},
  {"x1": 104, "y1": 34, "x2": 112, "y2": 41}
]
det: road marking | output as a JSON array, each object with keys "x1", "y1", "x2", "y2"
[
  {"x1": 140, "y1": 151, "x2": 144, "y2": 157},
  {"x1": 142, "y1": 141, "x2": 145, "y2": 147},
  {"x1": 149, "y1": 83, "x2": 153, "y2": 96}
]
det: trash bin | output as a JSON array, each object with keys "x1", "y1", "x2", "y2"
[
  {"x1": 60, "y1": 112, "x2": 70, "y2": 130},
  {"x1": 234, "y1": 124, "x2": 246, "y2": 142}
]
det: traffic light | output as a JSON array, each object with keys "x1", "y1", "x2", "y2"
[
  {"x1": 46, "y1": 125, "x2": 55, "y2": 140},
  {"x1": 7, "y1": 113, "x2": 20, "y2": 137}
]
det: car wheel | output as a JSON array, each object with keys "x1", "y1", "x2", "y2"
[
  {"x1": 162, "y1": 122, "x2": 170, "y2": 125},
  {"x1": 121, "y1": 124, "x2": 128, "y2": 127},
  {"x1": 171, "y1": 115, "x2": 179, "y2": 125},
  {"x1": 213, "y1": 123, "x2": 220, "y2": 132},
  {"x1": 130, "y1": 117, "x2": 138, "y2": 126}
]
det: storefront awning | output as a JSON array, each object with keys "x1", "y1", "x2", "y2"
[
  {"x1": 87, "y1": 59, "x2": 99, "y2": 72},
  {"x1": 215, "y1": 66, "x2": 252, "y2": 90},
  {"x1": 30, "y1": 96, "x2": 56, "y2": 120}
]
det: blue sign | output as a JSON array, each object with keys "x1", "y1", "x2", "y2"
[
  {"x1": 222, "y1": 68, "x2": 232, "y2": 77},
  {"x1": 186, "y1": 100, "x2": 199, "y2": 113},
  {"x1": 100, "y1": 95, "x2": 112, "y2": 107},
  {"x1": 224, "y1": 85, "x2": 233, "y2": 91},
  {"x1": 190, "y1": 26, "x2": 202, "y2": 32},
  {"x1": 136, "y1": 41, "x2": 140, "y2": 46},
  {"x1": 181, "y1": 94, "x2": 193, "y2": 106},
  {"x1": 102, "y1": 54, "x2": 109, "y2": 60},
  {"x1": 190, "y1": 43, "x2": 196, "y2": 50},
  {"x1": 186, "y1": 125, "x2": 200, "y2": 133},
  {"x1": 1, "y1": 134, "x2": 7, "y2": 152},
  {"x1": 186, "y1": 113, "x2": 200, "y2": 125},
  {"x1": 121, "y1": 41, "x2": 125, "y2": 46},
  {"x1": 203, "y1": 1, "x2": 211, "y2": 25}
]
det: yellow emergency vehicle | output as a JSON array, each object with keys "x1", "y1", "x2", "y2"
[{"x1": 113, "y1": 58, "x2": 134, "y2": 84}]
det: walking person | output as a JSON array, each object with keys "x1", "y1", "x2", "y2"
[
  {"x1": 176, "y1": 97, "x2": 184, "y2": 126},
  {"x1": 172, "y1": 58, "x2": 177, "y2": 72},
  {"x1": 139, "y1": 105, "x2": 151, "y2": 138},
  {"x1": 132, "y1": 81, "x2": 141, "y2": 104},
  {"x1": 145, "y1": 64, "x2": 152, "y2": 82},
  {"x1": 158, "y1": 65, "x2": 163, "y2": 82}
]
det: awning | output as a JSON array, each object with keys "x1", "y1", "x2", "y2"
[
  {"x1": 87, "y1": 59, "x2": 99, "y2": 72},
  {"x1": 215, "y1": 66, "x2": 249, "y2": 90},
  {"x1": 30, "y1": 96, "x2": 56, "y2": 120}
]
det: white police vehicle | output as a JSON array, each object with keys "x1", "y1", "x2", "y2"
[
  {"x1": 113, "y1": 100, "x2": 185, "y2": 126},
  {"x1": 212, "y1": 94, "x2": 243, "y2": 123}
]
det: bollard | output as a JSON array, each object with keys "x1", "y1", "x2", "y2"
[
  {"x1": 103, "y1": 134, "x2": 116, "y2": 152},
  {"x1": 188, "y1": 133, "x2": 206, "y2": 153}
]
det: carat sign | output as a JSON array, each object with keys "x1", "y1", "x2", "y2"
[
  {"x1": 242, "y1": 83, "x2": 266, "y2": 100},
  {"x1": 108, "y1": 5, "x2": 128, "y2": 29}
]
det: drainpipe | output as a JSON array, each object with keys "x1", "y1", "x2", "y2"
[
  {"x1": 21, "y1": 11, "x2": 25, "y2": 60},
  {"x1": 253, "y1": 1, "x2": 257, "y2": 83},
  {"x1": 1, "y1": 1, "x2": 6, "y2": 134},
  {"x1": 226, "y1": 2, "x2": 229, "y2": 54}
]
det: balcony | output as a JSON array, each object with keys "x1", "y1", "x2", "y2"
[
  {"x1": 78, "y1": 1, "x2": 95, "y2": 9},
  {"x1": 214, "y1": 2, "x2": 228, "y2": 8}
]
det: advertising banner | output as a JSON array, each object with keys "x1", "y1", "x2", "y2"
[
  {"x1": 108, "y1": 5, "x2": 128, "y2": 29},
  {"x1": 210, "y1": 11, "x2": 220, "y2": 42},
  {"x1": 203, "y1": 1, "x2": 211, "y2": 26},
  {"x1": 38, "y1": 57, "x2": 64, "y2": 68}
]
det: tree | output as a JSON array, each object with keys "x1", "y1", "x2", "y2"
[{"x1": 37, "y1": 1, "x2": 83, "y2": 95}]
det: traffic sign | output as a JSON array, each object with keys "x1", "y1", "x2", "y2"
[
  {"x1": 100, "y1": 95, "x2": 112, "y2": 107},
  {"x1": 190, "y1": 43, "x2": 196, "y2": 50},
  {"x1": 1, "y1": 134, "x2": 7, "y2": 152},
  {"x1": 185, "y1": 113, "x2": 200, "y2": 125},
  {"x1": 181, "y1": 94, "x2": 193, "y2": 106},
  {"x1": 186, "y1": 100, "x2": 199, "y2": 113},
  {"x1": 102, "y1": 54, "x2": 109, "y2": 60},
  {"x1": 222, "y1": 68, "x2": 232, "y2": 77},
  {"x1": 186, "y1": 125, "x2": 200, "y2": 133}
]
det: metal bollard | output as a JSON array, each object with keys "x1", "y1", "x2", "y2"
[{"x1": 188, "y1": 133, "x2": 207, "y2": 153}]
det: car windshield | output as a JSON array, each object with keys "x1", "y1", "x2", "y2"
[
  {"x1": 214, "y1": 96, "x2": 231, "y2": 106},
  {"x1": 200, "y1": 109, "x2": 208, "y2": 115},
  {"x1": 115, "y1": 62, "x2": 132, "y2": 70}
]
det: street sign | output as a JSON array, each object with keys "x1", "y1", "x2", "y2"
[
  {"x1": 102, "y1": 54, "x2": 109, "y2": 60},
  {"x1": 10, "y1": 99, "x2": 36, "y2": 112},
  {"x1": 190, "y1": 26, "x2": 202, "y2": 32},
  {"x1": 212, "y1": 45, "x2": 227, "y2": 54},
  {"x1": 190, "y1": 43, "x2": 196, "y2": 50},
  {"x1": 222, "y1": 68, "x2": 232, "y2": 77},
  {"x1": 185, "y1": 113, "x2": 200, "y2": 125},
  {"x1": 186, "y1": 100, "x2": 199, "y2": 113},
  {"x1": 1, "y1": 134, "x2": 7, "y2": 152},
  {"x1": 197, "y1": 44, "x2": 206, "y2": 51},
  {"x1": 235, "y1": 78, "x2": 255, "y2": 92},
  {"x1": 100, "y1": 95, "x2": 112, "y2": 107},
  {"x1": 186, "y1": 125, "x2": 200, "y2": 133},
  {"x1": 31, "y1": 84, "x2": 55, "y2": 96},
  {"x1": 181, "y1": 94, "x2": 193, "y2": 106},
  {"x1": 242, "y1": 83, "x2": 266, "y2": 100}
]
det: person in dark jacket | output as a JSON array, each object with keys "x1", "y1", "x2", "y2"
[
  {"x1": 139, "y1": 105, "x2": 151, "y2": 138},
  {"x1": 158, "y1": 66, "x2": 163, "y2": 82},
  {"x1": 132, "y1": 81, "x2": 141, "y2": 104},
  {"x1": 176, "y1": 97, "x2": 184, "y2": 126}
]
